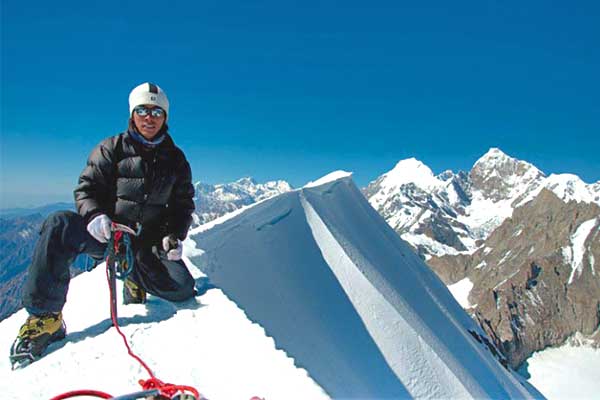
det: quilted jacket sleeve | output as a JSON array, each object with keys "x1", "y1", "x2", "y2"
[
  {"x1": 168, "y1": 154, "x2": 195, "y2": 240},
  {"x1": 74, "y1": 137, "x2": 116, "y2": 223}
]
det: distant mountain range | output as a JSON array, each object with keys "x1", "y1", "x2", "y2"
[
  {"x1": 363, "y1": 148, "x2": 600, "y2": 368},
  {"x1": 192, "y1": 177, "x2": 293, "y2": 225},
  {"x1": 0, "y1": 204, "x2": 92, "y2": 320},
  {"x1": 0, "y1": 213, "x2": 47, "y2": 321},
  {"x1": 0, "y1": 202, "x2": 74, "y2": 218}
]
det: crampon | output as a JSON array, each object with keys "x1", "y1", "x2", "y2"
[{"x1": 10, "y1": 312, "x2": 66, "y2": 370}]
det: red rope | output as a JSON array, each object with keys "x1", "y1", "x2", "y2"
[
  {"x1": 104, "y1": 240, "x2": 200, "y2": 399},
  {"x1": 48, "y1": 232, "x2": 200, "y2": 400},
  {"x1": 105, "y1": 263, "x2": 156, "y2": 379},
  {"x1": 113, "y1": 230, "x2": 123, "y2": 252},
  {"x1": 49, "y1": 390, "x2": 112, "y2": 400}
]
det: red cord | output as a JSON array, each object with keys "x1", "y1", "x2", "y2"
[
  {"x1": 105, "y1": 264, "x2": 156, "y2": 378},
  {"x1": 48, "y1": 389, "x2": 112, "y2": 400},
  {"x1": 104, "y1": 256, "x2": 200, "y2": 399},
  {"x1": 48, "y1": 234, "x2": 200, "y2": 400}
]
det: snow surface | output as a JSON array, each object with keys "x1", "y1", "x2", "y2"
[
  {"x1": 401, "y1": 232, "x2": 461, "y2": 259},
  {"x1": 304, "y1": 170, "x2": 352, "y2": 188},
  {"x1": 522, "y1": 340, "x2": 600, "y2": 400},
  {"x1": 383, "y1": 158, "x2": 444, "y2": 191},
  {"x1": 475, "y1": 260, "x2": 487, "y2": 269},
  {"x1": 0, "y1": 264, "x2": 327, "y2": 399},
  {"x1": 0, "y1": 174, "x2": 544, "y2": 399},
  {"x1": 519, "y1": 173, "x2": 600, "y2": 207},
  {"x1": 448, "y1": 278, "x2": 474, "y2": 308},
  {"x1": 566, "y1": 217, "x2": 599, "y2": 284},
  {"x1": 457, "y1": 192, "x2": 516, "y2": 241}
]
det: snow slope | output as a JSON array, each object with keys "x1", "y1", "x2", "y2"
[
  {"x1": 0, "y1": 264, "x2": 327, "y2": 399},
  {"x1": 190, "y1": 174, "x2": 543, "y2": 399},
  {"x1": 521, "y1": 338, "x2": 600, "y2": 400},
  {"x1": 519, "y1": 173, "x2": 600, "y2": 207},
  {"x1": 564, "y1": 217, "x2": 599, "y2": 284},
  {"x1": 0, "y1": 174, "x2": 544, "y2": 399},
  {"x1": 448, "y1": 278, "x2": 475, "y2": 309}
]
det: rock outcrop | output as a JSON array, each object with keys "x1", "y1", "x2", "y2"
[{"x1": 428, "y1": 189, "x2": 600, "y2": 367}]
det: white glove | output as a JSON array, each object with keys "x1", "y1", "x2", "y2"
[
  {"x1": 162, "y1": 235, "x2": 183, "y2": 261},
  {"x1": 87, "y1": 214, "x2": 112, "y2": 243}
]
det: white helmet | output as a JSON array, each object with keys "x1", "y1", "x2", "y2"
[{"x1": 128, "y1": 82, "x2": 169, "y2": 117}]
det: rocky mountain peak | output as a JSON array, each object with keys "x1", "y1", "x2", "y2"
[
  {"x1": 470, "y1": 148, "x2": 545, "y2": 202},
  {"x1": 475, "y1": 147, "x2": 509, "y2": 163},
  {"x1": 235, "y1": 176, "x2": 258, "y2": 186},
  {"x1": 437, "y1": 169, "x2": 455, "y2": 182}
]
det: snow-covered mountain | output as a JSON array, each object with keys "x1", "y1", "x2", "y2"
[
  {"x1": 363, "y1": 148, "x2": 600, "y2": 396},
  {"x1": 0, "y1": 173, "x2": 543, "y2": 399},
  {"x1": 193, "y1": 177, "x2": 292, "y2": 225},
  {"x1": 364, "y1": 148, "x2": 600, "y2": 258},
  {"x1": 364, "y1": 158, "x2": 474, "y2": 256}
]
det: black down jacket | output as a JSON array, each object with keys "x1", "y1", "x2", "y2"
[{"x1": 74, "y1": 131, "x2": 195, "y2": 240}]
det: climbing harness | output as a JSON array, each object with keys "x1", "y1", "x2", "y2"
[{"x1": 50, "y1": 223, "x2": 201, "y2": 400}]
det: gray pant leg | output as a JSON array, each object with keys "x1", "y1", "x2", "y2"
[
  {"x1": 131, "y1": 247, "x2": 195, "y2": 302},
  {"x1": 22, "y1": 211, "x2": 105, "y2": 314}
]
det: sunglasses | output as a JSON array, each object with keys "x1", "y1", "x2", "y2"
[{"x1": 133, "y1": 106, "x2": 165, "y2": 118}]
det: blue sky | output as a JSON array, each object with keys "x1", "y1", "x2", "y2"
[{"x1": 1, "y1": 1, "x2": 599, "y2": 207}]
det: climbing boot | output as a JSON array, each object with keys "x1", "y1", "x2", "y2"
[
  {"x1": 123, "y1": 278, "x2": 147, "y2": 305},
  {"x1": 10, "y1": 312, "x2": 66, "y2": 369}
]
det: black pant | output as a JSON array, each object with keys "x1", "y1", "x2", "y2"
[{"x1": 22, "y1": 211, "x2": 195, "y2": 314}]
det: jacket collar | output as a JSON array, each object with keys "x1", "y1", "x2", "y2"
[{"x1": 127, "y1": 128, "x2": 167, "y2": 149}]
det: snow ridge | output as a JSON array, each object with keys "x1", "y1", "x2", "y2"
[
  {"x1": 189, "y1": 172, "x2": 543, "y2": 399},
  {"x1": 519, "y1": 173, "x2": 600, "y2": 207},
  {"x1": 300, "y1": 192, "x2": 472, "y2": 399}
]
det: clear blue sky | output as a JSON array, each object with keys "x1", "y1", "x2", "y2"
[{"x1": 1, "y1": 0, "x2": 599, "y2": 207}]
